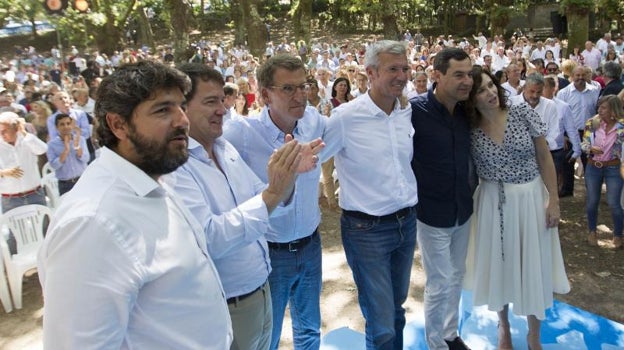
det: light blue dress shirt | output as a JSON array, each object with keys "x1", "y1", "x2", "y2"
[
  {"x1": 47, "y1": 108, "x2": 91, "y2": 140},
  {"x1": 553, "y1": 97, "x2": 582, "y2": 158},
  {"x1": 46, "y1": 135, "x2": 89, "y2": 180},
  {"x1": 223, "y1": 108, "x2": 325, "y2": 243},
  {"x1": 556, "y1": 83, "x2": 600, "y2": 131},
  {"x1": 320, "y1": 93, "x2": 419, "y2": 216},
  {"x1": 168, "y1": 137, "x2": 273, "y2": 298}
]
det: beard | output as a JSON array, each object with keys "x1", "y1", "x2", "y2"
[{"x1": 126, "y1": 122, "x2": 189, "y2": 176}]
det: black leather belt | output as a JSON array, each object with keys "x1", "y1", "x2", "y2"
[
  {"x1": 58, "y1": 176, "x2": 80, "y2": 184},
  {"x1": 227, "y1": 282, "x2": 266, "y2": 305},
  {"x1": 342, "y1": 205, "x2": 416, "y2": 222},
  {"x1": 268, "y1": 229, "x2": 318, "y2": 252}
]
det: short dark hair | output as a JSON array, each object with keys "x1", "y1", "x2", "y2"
[
  {"x1": 223, "y1": 83, "x2": 239, "y2": 97},
  {"x1": 331, "y1": 77, "x2": 352, "y2": 99},
  {"x1": 257, "y1": 55, "x2": 305, "y2": 90},
  {"x1": 95, "y1": 60, "x2": 191, "y2": 149},
  {"x1": 433, "y1": 48, "x2": 470, "y2": 74},
  {"x1": 54, "y1": 113, "x2": 72, "y2": 126},
  {"x1": 177, "y1": 63, "x2": 224, "y2": 101}
]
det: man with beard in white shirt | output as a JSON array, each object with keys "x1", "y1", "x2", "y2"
[{"x1": 38, "y1": 60, "x2": 233, "y2": 349}]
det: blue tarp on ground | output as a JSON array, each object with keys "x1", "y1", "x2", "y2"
[{"x1": 321, "y1": 291, "x2": 624, "y2": 349}]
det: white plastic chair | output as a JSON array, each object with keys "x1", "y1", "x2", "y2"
[
  {"x1": 0, "y1": 205, "x2": 52, "y2": 309},
  {"x1": 41, "y1": 162, "x2": 54, "y2": 177},
  {"x1": 41, "y1": 173, "x2": 61, "y2": 210},
  {"x1": 0, "y1": 239, "x2": 13, "y2": 313}
]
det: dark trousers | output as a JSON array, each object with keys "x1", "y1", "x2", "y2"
[
  {"x1": 560, "y1": 130, "x2": 587, "y2": 196},
  {"x1": 58, "y1": 177, "x2": 79, "y2": 196},
  {"x1": 551, "y1": 148, "x2": 566, "y2": 194}
]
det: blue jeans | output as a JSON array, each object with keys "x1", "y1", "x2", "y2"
[
  {"x1": 585, "y1": 163, "x2": 624, "y2": 237},
  {"x1": 341, "y1": 208, "x2": 417, "y2": 350},
  {"x1": 268, "y1": 231, "x2": 322, "y2": 350}
]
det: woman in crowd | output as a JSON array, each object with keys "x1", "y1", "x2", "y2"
[
  {"x1": 329, "y1": 77, "x2": 353, "y2": 108},
  {"x1": 494, "y1": 70, "x2": 507, "y2": 85},
  {"x1": 29, "y1": 100, "x2": 52, "y2": 142},
  {"x1": 581, "y1": 95, "x2": 624, "y2": 249},
  {"x1": 544, "y1": 49, "x2": 559, "y2": 66},
  {"x1": 602, "y1": 49, "x2": 620, "y2": 65},
  {"x1": 517, "y1": 57, "x2": 529, "y2": 80},
  {"x1": 234, "y1": 93, "x2": 249, "y2": 117},
  {"x1": 237, "y1": 77, "x2": 255, "y2": 109},
  {"x1": 407, "y1": 71, "x2": 429, "y2": 99},
  {"x1": 464, "y1": 65, "x2": 569, "y2": 350},
  {"x1": 569, "y1": 46, "x2": 584, "y2": 66}
]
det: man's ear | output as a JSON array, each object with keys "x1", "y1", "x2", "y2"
[
  {"x1": 431, "y1": 70, "x2": 441, "y2": 84},
  {"x1": 106, "y1": 113, "x2": 128, "y2": 141},
  {"x1": 261, "y1": 87, "x2": 271, "y2": 105}
]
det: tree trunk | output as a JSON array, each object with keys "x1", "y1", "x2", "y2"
[
  {"x1": 382, "y1": 15, "x2": 399, "y2": 40},
  {"x1": 94, "y1": 21, "x2": 123, "y2": 55},
  {"x1": 293, "y1": 0, "x2": 312, "y2": 43},
  {"x1": 164, "y1": 0, "x2": 191, "y2": 63},
  {"x1": 242, "y1": 0, "x2": 266, "y2": 57},
  {"x1": 231, "y1": 0, "x2": 246, "y2": 46},
  {"x1": 136, "y1": 6, "x2": 156, "y2": 51},
  {"x1": 566, "y1": 12, "x2": 589, "y2": 57}
]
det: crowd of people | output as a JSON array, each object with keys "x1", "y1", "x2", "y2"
[{"x1": 0, "y1": 27, "x2": 623, "y2": 350}]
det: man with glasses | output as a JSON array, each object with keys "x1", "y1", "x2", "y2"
[
  {"x1": 545, "y1": 62, "x2": 570, "y2": 90},
  {"x1": 223, "y1": 55, "x2": 325, "y2": 350}
]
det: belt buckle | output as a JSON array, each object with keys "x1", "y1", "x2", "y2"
[
  {"x1": 288, "y1": 240, "x2": 300, "y2": 252},
  {"x1": 594, "y1": 160, "x2": 603, "y2": 168}
]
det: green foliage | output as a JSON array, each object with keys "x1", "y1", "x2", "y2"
[{"x1": 559, "y1": 0, "x2": 594, "y2": 16}]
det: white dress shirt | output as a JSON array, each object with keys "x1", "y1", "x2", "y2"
[
  {"x1": 553, "y1": 97, "x2": 582, "y2": 158},
  {"x1": 73, "y1": 97, "x2": 95, "y2": 116},
  {"x1": 168, "y1": 137, "x2": 273, "y2": 298},
  {"x1": 321, "y1": 93, "x2": 419, "y2": 216},
  {"x1": 223, "y1": 108, "x2": 325, "y2": 243},
  {"x1": 582, "y1": 48, "x2": 603, "y2": 71},
  {"x1": 38, "y1": 147, "x2": 232, "y2": 349},
  {"x1": 510, "y1": 95, "x2": 560, "y2": 150},
  {"x1": 0, "y1": 132, "x2": 47, "y2": 194},
  {"x1": 556, "y1": 83, "x2": 600, "y2": 130},
  {"x1": 530, "y1": 47, "x2": 547, "y2": 61},
  {"x1": 501, "y1": 81, "x2": 525, "y2": 97}
]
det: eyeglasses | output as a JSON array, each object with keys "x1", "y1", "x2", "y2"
[
  {"x1": 547, "y1": 68, "x2": 558, "y2": 72},
  {"x1": 348, "y1": 69, "x2": 355, "y2": 72},
  {"x1": 270, "y1": 83, "x2": 312, "y2": 96}
]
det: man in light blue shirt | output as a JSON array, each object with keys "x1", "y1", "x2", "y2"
[
  {"x1": 173, "y1": 63, "x2": 308, "y2": 350},
  {"x1": 223, "y1": 55, "x2": 325, "y2": 350},
  {"x1": 320, "y1": 40, "x2": 419, "y2": 349},
  {"x1": 47, "y1": 91, "x2": 95, "y2": 162},
  {"x1": 556, "y1": 66, "x2": 600, "y2": 196},
  {"x1": 46, "y1": 113, "x2": 89, "y2": 195}
]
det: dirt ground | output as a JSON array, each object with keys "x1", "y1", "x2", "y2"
[{"x1": 0, "y1": 177, "x2": 622, "y2": 349}]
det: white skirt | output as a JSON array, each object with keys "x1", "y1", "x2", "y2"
[{"x1": 464, "y1": 176, "x2": 570, "y2": 320}]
